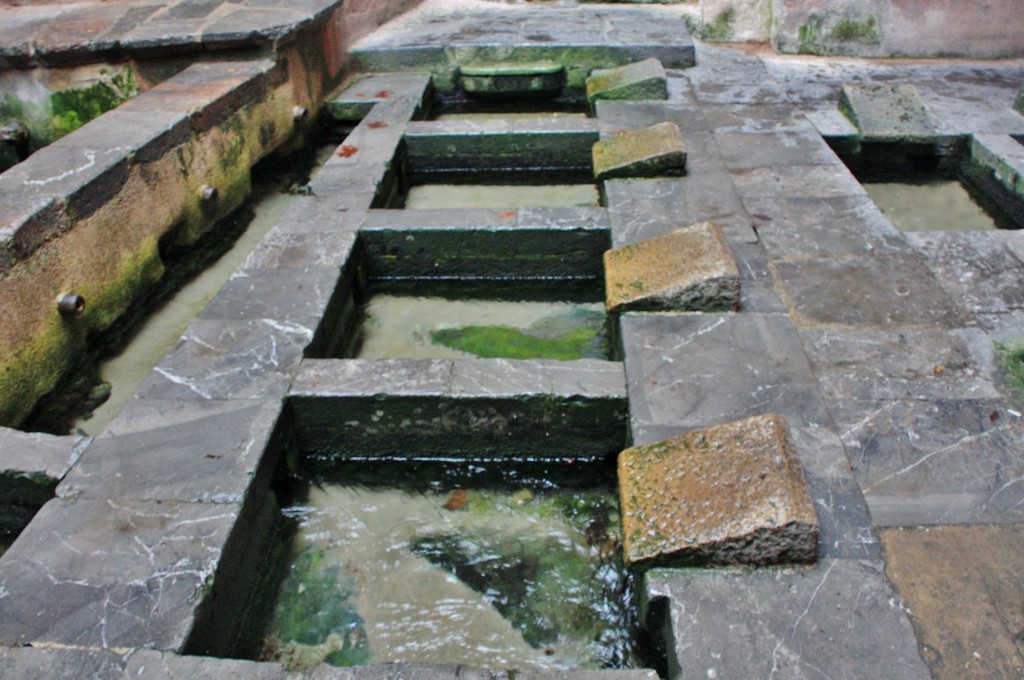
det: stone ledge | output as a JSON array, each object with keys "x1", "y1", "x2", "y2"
[
  {"x1": 618, "y1": 412, "x2": 818, "y2": 568},
  {"x1": 603, "y1": 220, "x2": 739, "y2": 314},
  {"x1": 838, "y1": 83, "x2": 935, "y2": 144},
  {"x1": 288, "y1": 358, "x2": 627, "y2": 460},
  {"x1": 586, "y1": 58, "x2": 667, "y2": 106},
  {"x1": 0, "y1": 427, "x2": 89, "y2": 538},
  {"x1": 592, "y1": 122, "x2": 686, "y2": 181}
]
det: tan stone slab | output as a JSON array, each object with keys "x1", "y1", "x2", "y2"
[
  {"x1": 592, "y1": 121, "x2": 686, "y2": 181},
  {"x1": 586, "y1": 58, "x2": 668, "y2": 104},
  {"x1": 618, "y1": 413, "x2": 818, "y2": 568},
  {"x1": 604, "y1": 221, "x2": 739, "y2": 313},
  {"x1": 882, "y1": 525, "x2": 1024, "y2": 680}
]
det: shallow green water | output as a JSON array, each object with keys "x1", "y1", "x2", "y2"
[
  {"x1": 352, "y1": 296, "x2": 609, "y2": 360},
  {"x1": 73, "y1": 146, "x2": 335, "y2": 436},
  {"x1": 865, "y1": 178, "x2": 999, "y2": 232},
  {"x1": 261, "y1": 476, "x2": 634, "y2": 671}
]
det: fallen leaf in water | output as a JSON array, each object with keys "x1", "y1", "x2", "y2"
[{"x1": 444, "y1": 489, "x2": 468, "y2": 511}]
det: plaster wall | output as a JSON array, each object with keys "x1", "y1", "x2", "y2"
[{"x1": 698, "y1": 0, "x2": 1024, "y2": 58}]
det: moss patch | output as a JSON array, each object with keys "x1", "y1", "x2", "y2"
[
  {"x1": 996, "y1": 341, "x2": 1024, "y2": 400},
  {"x1": 430, "y1": 309, "x2": 608, "y2": 361},
  {"x1": 703, "y1": 8, "x2": 735, "y2": 42},
  {"x1": 262, "y1": 545, "x2": 369, "y2": 671},
  {"x1": 830, "y1": 16, "x2": 879, "y2": 44}
]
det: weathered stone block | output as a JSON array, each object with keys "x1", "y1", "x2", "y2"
[
  {"x1": 460, "y1": 62, "x2": 565, "y2": 96},
  {"x1": 604, "y1": 221, "x2": 738, "y2": 313},
  {"x1": 838, "y1": 83, "x2": 934, "y2": 143},
  {"x1": 592, "y1": 122, "x2": 686, "y2": 180},
  {"x1": 1015, "y1": 90, "x2": 1024, "y2": 115},
  {"x1": 618, "y1": 413, "x2": 818, "y2": 568},
  {"x1": 586, "y1": 58, "x2": 667, "y2": 105}
]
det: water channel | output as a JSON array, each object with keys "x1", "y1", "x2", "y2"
[
  {"x1": 261, "y1": 459, "x2": 638, "y2": 672},
  {"x1": 864, "y1": 178, "x2": 1001, "y2": 232},
  {"x1": 69, "y1": 145, "x2": 335, "y2": 436}
]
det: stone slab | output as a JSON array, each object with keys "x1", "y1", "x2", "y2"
[
  {"x1": 740, "y1": 194, "x2": 907, "y2": 261},
  {"x1": 789, "y1": 425, "x2": 880, "y2": 559},
  {"x1": 0, "y1": 427, "x2": 89, "y2": 536},
  {"x1": 57, "y1": 398, "x2": 283, "y2": 504},
  {"x1": 645, "y1": 559, "x2": 931, "y2": 680},
  {"x1": 459, "y1": 62, "x2": 565, "y2": 96},
  {"x1": 800, "y1": 326, "x2": 1001, "y2": 402},
  {"x1": 604, "y1": 221, "x2": 739, "y2": 313},
  {"x1": 730, "y1": 163, "x2": 868, "y2": 200},
  {"x1": 713, "y1": 128, "x2": 842, "y2": 170},
  {"x1": 360, "y1": 219, "x2": 608, "y2": 280},
  {"x1": 586, "y1": 58, "x2": 668, "y2": 105},
  {"x1": 906, "y1": 231, "x2": 1024, "y2": 315},
  {"x1": 839, "y1": 84, "x2": 935, "y2": 143},
  {"x1": 882, "y1": 524, "x2": 1024, "y2": 680},
  {"x1": 773, "y1": 253, "x2": 965, "y2": 329},
  {"x1": 127, "y1": 650, "x2": 285, "y2": 679},
  {"x1": 404, "y1": 118, "x2": 599, "y2": 174},
  {"x1": 241, "y1": 226, "x2": 358, "y2": 269},
  {"x1": 327, "y1": 72, "x2": 433, "y2": 122},
  {"x1": 135, "y1": 319, "x2": 313, "y2": 401},
  {"x1": 0, "y1": 497, "x2": 239, "y2": 649},
  {"x1": 0, "y1": 646, "x2": 128, "y2": 679},
  {"x1": 288, "y1": 358, "x2": 627, "y2": 461},
  {"x1": 831, "y1": 398, "x2": 1024, "y2": 526},
  {"x1": 348, "y1": 2, "x2": 696, "y2": 88},
  {"x1": 198, "y1": 266, "x2": 344, "y2": 323},
  {"x1": 593, "y1": 122, "x2": 686, "y2": 181},
  {"x1": 621, "y1": 312, "x2": 830, "y2": 433},
  {"x1": 619, "y1": 413, "x2": 817, "y2": 568}
]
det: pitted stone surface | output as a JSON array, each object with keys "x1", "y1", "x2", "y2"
[
  {"x1": 882, "y1": 525, "x2": 1024, "y2": 680},
  {"x1": 838, "y1": 83, "x2": 935, "y2": 143},
  {"x1": 603, "y1": 221, "x2": 739, "y2": 313},
  {"x1": 618, "y1": 413, "x2": 818, "y2": 568},
  {"x1": 56, "y1": 398, "x2": 283, "y2": 504},
  {"x1": 646, "y1": 559, "x2": 932, "y2": 680},
  {"x1": 0, "y1": 497, "x2": 240, "y2": 648},
  {"x1": 593, "y1": 122, "x2": 686, "y2": 181},
  {"x1": 621, "y1": 312, "x2": 830, "y2": 433},
  {"x1": 586, "y1": 58, "x2": 668, "y2": 105}
]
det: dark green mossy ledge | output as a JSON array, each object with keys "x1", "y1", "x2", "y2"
[{"x1": 286, "y1": 358, "x2": 627, "y2": 462}]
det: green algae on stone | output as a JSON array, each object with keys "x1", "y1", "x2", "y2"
[
  {"x1": 585, "y1": 58, "x2": 667, "y2": 106},
  {"x1": 702, "y1": 8, "x2": 735, "y2": 42},
  {"x1": 592, "y1": 122, "x2": 686, "y2": 181},
  {"x1": 830, "y1": 16, "x2": 879, "y2": 44},
  {"x1": 995, "y1": 341, "x2": 1024, "y2": 401},
  {"x1": 263, "y1": 545, "x2": 369, "y2": 670},
  {"x1": 430, "y1": 324, "x2": 604, "y2": 360}
]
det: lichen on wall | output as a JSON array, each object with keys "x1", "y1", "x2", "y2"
[{"x1": 0, "y1": 64, "x2": 140, "y2": 173}]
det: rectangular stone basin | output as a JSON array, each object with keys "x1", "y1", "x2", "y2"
[
  {"x1": 307, "y1": 208, "x2": 613, "y2": 360},
  {"x1": 832, "y1": 137, "x2": 1022, "y2": 231},
  {"x1": 250, "y1": 356, "x2": 639, "y2": 672}
]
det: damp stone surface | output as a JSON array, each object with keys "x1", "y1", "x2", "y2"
[
  {"x1": 618, "y1": 413, "x2": 818, "y2": 568},
  {"x1": 592, "y1": 122, "x2": 686, "y2": 181},
  {"x1": 838, "y1": 83, "x2": 935, "y2": 143},
  {"x1": 603, "y1": 220, "x2": 739, "y2": 313},
  {"x1": 585, "y1": 59, "x2": 668, "y2": 106}
]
